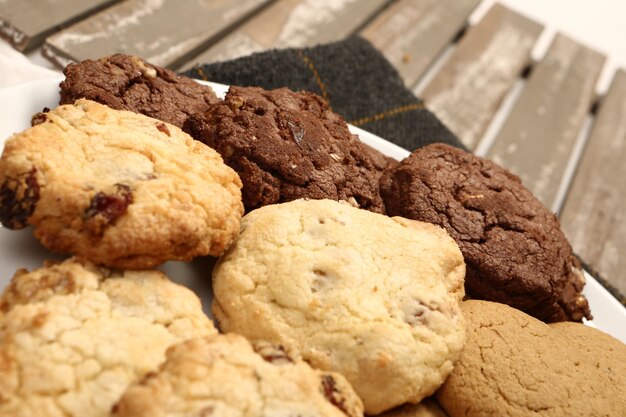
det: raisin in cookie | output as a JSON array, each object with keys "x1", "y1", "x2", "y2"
[
  {"x1": 0, "y1": 257, "x2": 216, "y2": 417},
  {"x1": 380, "y1": 143, "x2": 590, "y2": 322},
  {"x1": 436, "y1": 300, "x2": 626, "y2": 417},
  {"x1": 0, "y1": 99, "x2": 243, "y2": 269},
  {"x1": 112, "y1": 334, "x2": 363, "y2": 417},
  {"x1": 185, "y1": 86, "x2": 386, "y2": 213},
  {"x1": 212, "y1": 199, "x2": 466, "y2": 414},
  {"x1": 59, "y1": 54, "x2": 219, "y2": 129}
]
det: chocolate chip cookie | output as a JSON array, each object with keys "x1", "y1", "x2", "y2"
[
  {"x1": 380, "y1": 143, "x2": 590, "y2": 322},
  {"x1": 112, "y1": 334, "x2": 364, "y2": 417},
  {"x1": 0, "y1": 99, "x2": 243, "y2": 269},
  {"x1": 185, "y1": 86, "x2": 386, "y2": 212},
  {"x1": 212, "y1": 199, "x2": 466, "y2": 414},
  {"x1": 436, "y1": 300, "x2": 626, "y2": 417},
  {"x1": 0, "y1": 257, "x2": 216, "y2": 417},
  {"x1": 59, "y1": 54, "x2": 219, "y2": 129}
]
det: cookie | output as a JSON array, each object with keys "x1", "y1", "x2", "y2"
[
  {"x1": 0, "y1": 99, "x2": 243, "y2": 269},
  {"x1": 59, "y1": 54, "x2": 219, "y2": 129},
  {"x1": 378, "y1": 399, "x2": 449, "y2": 417},
  {"x1": 212, "y1": 199, "x2": 466, "y2": 414},
  {"x1": 549, "y1": 321, "x2": 626, "y2": 392},
  {"x1": 185, "y1": 86, "x2": 386, "y2": 213},
  {"x1": 436, "y1": 300, "x2": 626, "y2": 417},
  {"x1": 112, "y1": 334, "x2": 364, "y2": 417},
  {"x1": 380, "y1": 143, "x2": 590, "y2": 322},
  {"x1": 0, "y1": 257, "x2": 216, "y2": 417}
]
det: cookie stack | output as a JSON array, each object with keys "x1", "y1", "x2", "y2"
[{"x1": 0, "y1": 54, "x2": 624, "y2": 417}]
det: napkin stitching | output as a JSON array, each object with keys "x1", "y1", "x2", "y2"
[
  {"x1": 349, "y1": 102, "x2": 426, "y2": 127},
  {"x1": 296, "y1": 50, "x2": 332, "y2": 111}
]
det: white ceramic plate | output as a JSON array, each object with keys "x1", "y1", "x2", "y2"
[{"x1": 1, "y1": 78, "x2": 625, "y2": 343}]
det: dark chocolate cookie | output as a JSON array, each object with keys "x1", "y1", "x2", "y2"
[
  {"x1": 380, "y1": 143, "x2": 590, "y2": 322},
  {"x1": 186, "y1": 86, "x2": 386, "y2": 213},
  {"x1": 59, "y1": 54, "x2": 219, "y2": 129}
]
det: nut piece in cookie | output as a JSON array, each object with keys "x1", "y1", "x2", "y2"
[
  {"x1": 212, "y1": 199, "x2": 466, "y2": 414},
  {"x1": 112, "y1": 334, "x2": 364, "y2": 417},
  {"x1": 59, "y1": 54, "x2": 219, "y2": 128},
  {"x1": 0, "y1": 257, "x2": 216, "y2": 417},
  {"x1": 436, "y1": 300, "x2": 626, "y2": 417},
  {"x1": 0, "y1": 99, "x2": 243, "y2": 269},
  {"x1": 185, "y1": 86, "x2": 387, "y2": 213},
  {"x1": 380, "y1": 143, "x2": 590, "y2": 322}
]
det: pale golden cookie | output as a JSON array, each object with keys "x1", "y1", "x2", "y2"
[
  {"x1": 0, "y1": 257, "x2": 216, "y2": 417},
  {"x1": 112, "y1": 334, "x2": 364, "y2": 417},
  {"x1": 212, "y1": 199, "x2": 466, "y2": 414},
  {"x1": 378, "y1": 399, "x2": 449, "y2": 417},
  {"x1": 0, "y1": 99, "x2": 243, "y2": 269},
  {"x1": 436, "y1": 300, "x2": 626, "y2": 416}
]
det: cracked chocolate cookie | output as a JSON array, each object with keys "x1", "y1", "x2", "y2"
[
  {"x1": 380, "y1": 143, "x2": 590, "y2": 322},
  {"x1": 112, "y1": 334, "x2": 364, "y2": 417},
  {"x1": 185, "y1": 86, "x2": 387, "y2": 213},
  {"x1": 0, "y1": 99, "x2": 243, "y2": 269},
  {"x1": 436, "y1": 300, "x2": 626, "y2": 417},
  {"x1": 212, "y1": 199, "x2": 466, "y2": 414},
  {"x1": 59, "y1": 54, "x2": 219, "y2": 129},
  {"x1": 0, "y1": 257, "x2": 216, "y2": 417}
]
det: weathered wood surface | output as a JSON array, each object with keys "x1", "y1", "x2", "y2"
[
  {"x1": 487, "y1": 34, "x2": 605, "y2": 208},
  {"x1": 43, "y1": 0, "x2": 268, "y2": 68},
  {"x1": 559, "y1": 70, "x2": 626, "y2": 296},
  {"x1": 0, "y1": 0, "x2": 117, "y2": 51},
  {"x1": 420, "y1": 4, "x2": 543, "y2": 149},
  {"x1": 361, "y1": 0, "x2": 480, "y2": 88},
  {"x1": 179, "y1": 0, "x2": 390, "y2": 70}
]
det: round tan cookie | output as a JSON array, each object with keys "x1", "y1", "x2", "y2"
[
  {"x1": 112, "y1": 334, "x2": 364, "y2": 417},
  {"x1": 549, "y1": 321, "x2": 626, "y2": 398},
  {"x1": 436, "y1": 300, "x2": 626, "y2": 417},
  {"x1": 212, "y1": 199, "x2": 466, "y2": 414},
  {"x1": 0, "y1": 257, "x2": 216, "y2": 417},
  {"x1": 0, "y1": 99, "x2": 243, "y2": 269}
]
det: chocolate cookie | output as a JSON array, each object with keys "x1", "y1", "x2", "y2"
[
  {"x1": 185, "y1": 86, "x2": 386, "y2": 213},
  {"x1": 59, "y1": 54, "x2": 219, "y2": 129},
  {"x1": 380, "y1": 143, "x2": 590, "y2": 322}
]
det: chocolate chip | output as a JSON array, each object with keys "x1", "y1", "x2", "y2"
[
  {"x1": 0, "y1": 169, "x2": 40, "y2": 229},
  {"x1": 83, "y1": 183, "x2": 133, "y2": 224},
  {"x1": 321, "y1": 375, "x2": 350, "y2": 416},
  {"x1": 156, "y1": 122, "x2": 170, "y2": 136}
]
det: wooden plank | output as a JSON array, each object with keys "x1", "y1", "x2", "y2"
[
  {"x1": 360, "y1": 0, "x2": 481, "y2": 88},
  {"x1": 42, "y1": 0, "x2": 268, "y2": 69},
  {"x1": 179, "y1": 0, "x2": 390, "y2": 70},
  {"x1": 559, "y1": 70, "x2": 626, "y2": 296},
  {"x1": 0, "y1": 0, "x2": 117, "y2": 51},
  {"x1": 487, "y1": 34, "x2": 605, "y2": 208},
  {"x1": 420, "y1": 4, "x2": 543, "y2": 149}
]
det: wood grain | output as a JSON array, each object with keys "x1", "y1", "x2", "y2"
[
  {"x1": 42, "y1": 0, "x2": 268, "y2": 68},
  {"x1": 487, "y1": 34, "x2": 605, "y2": 207},
  {"x1": 360, "y1": 0, "x2": 480, "y2": 87},
  {"x1": 179, "y1": 0, "x2": 390, "y2": 70},
  {"x1": 0, "y1": 0, "x2": 117, "y2": 51},
  {"x1": 559, "y1": 70, "x2": 626, "y2": 296},
  {"x1": 420, "y1": 4, "x2": 543, "y2": 149}
]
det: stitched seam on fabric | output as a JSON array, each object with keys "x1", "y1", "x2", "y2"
[
  {"x1": 194, "y1": 66, "x2": 208, "y2": 81},
  {"x1": 349, "y1": 102, "x2": 425, "y2": 126},
  {"x1": 296, "y1": 50, "x2": 332, "y2": 111}
]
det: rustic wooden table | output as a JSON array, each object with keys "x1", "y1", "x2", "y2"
[{"x1": 1, "y1": 0, "x2": 624, "y2": 299}]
